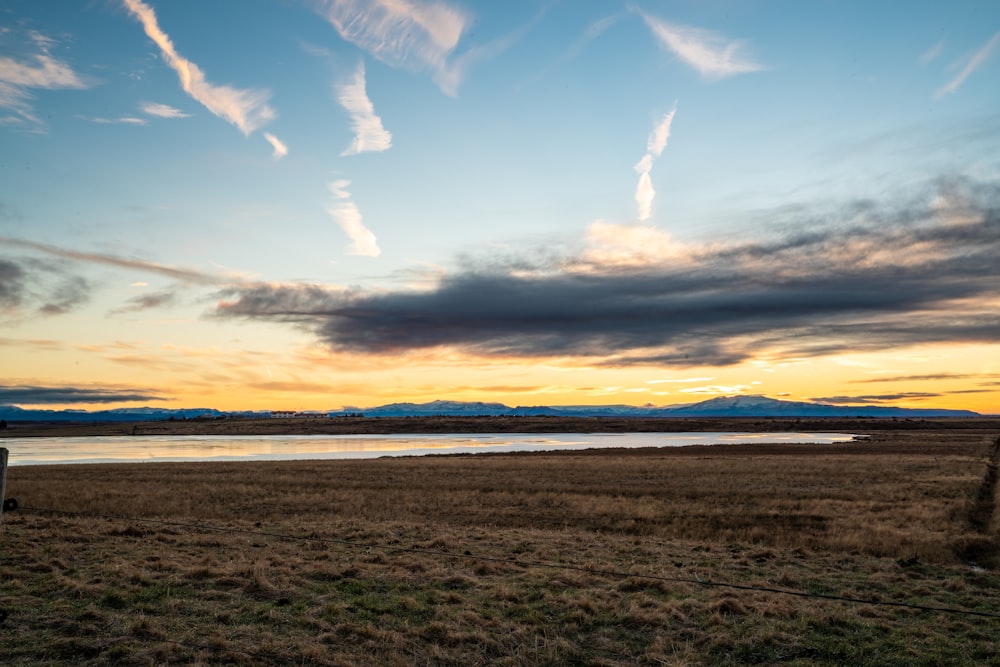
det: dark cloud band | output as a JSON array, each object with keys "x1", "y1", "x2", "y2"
[
  {"x1": 213, "y1": 178, "x2": 1000, "y2": 367},
  {"x1": 0, "y1": 385, "x2": 165, "y2": 405}
]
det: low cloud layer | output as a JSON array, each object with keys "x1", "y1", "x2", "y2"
[
  {"x1": 214, "y1": 176, "x2": 1000, "y2": 368},
  {"x1": 0, "y1": 384, "x2": 164, "y2": 405}
]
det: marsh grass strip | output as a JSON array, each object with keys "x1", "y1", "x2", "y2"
[
  {"x1": 969, "y1": 436, "x2": 1000, "y2": 533},
  {"x1": 956, "y1": 435, "x2": 1000, "y2": 567},
  {"x1": 19, "y1": 504, "x2": 1000, "y2": 621}
]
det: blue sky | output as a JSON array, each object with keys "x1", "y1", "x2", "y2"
[{"x1": 2, "y1": 0, "x2": 999, "y2": 412}]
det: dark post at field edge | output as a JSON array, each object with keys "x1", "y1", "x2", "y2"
[{"x1": 0, "y1": 447, "x2": 7, "y2": 525}]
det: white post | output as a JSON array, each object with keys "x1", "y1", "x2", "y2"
[{"x1": 0, "y1": 447, "x2": 7, "y2": 525}]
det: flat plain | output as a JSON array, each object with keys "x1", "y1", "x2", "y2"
[{"x1": 2, "y1": 419, "x2": 999, "y2": 665}]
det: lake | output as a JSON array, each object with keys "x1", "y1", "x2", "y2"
[{"x1": 2, "y1": 432, "x2": 858, "y2": 466}]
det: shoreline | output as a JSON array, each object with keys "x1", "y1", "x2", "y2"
[
  {"x1": 3, "y1": 415, "x2": 1000, "y2": 439},
  {"x1": 2, "y1": 434, "x2": 866, "y2": 469}
]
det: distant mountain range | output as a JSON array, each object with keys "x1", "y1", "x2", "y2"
[
  {"x1": 347, "y1": 396, "x2": 979, "y2": 418},
  {"x1": 0, "y1": 405, "x2": 238, "y2": 423},
  {"x1": 0, "y1": 395, "x2": 980, "y2": 422}
]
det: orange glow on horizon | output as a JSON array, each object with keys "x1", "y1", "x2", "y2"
[{"x1": 6, "y1": 339, "x2": 997, "y2": 415}]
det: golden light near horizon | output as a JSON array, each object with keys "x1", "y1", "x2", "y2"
[{"x1": 3, "y1": 330, "x2": 998, "y2": 413}]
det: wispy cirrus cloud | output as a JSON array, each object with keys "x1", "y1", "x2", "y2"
[
  {"x1": 109, "y1": 289, "x2": 178, "y2": 315},
  {"x1": 568, "y1": 14, "x2": 625, "y2": 61},
  {"x1": 936, "y1": 30, "x2": 1000, "y2": 98},
  {"x1": 337, "y1": 62, "x2": 392, "y2": 155},
  {"x1": 214, "y1": 175, "x2": 1000, "y2": 368},
  {"x1": 122, "y1": 0, "x2": 276, "y2": 135},
  {"x1": 0, "y1": 257, "x2": 29, "y2": 309},
  {"x1": 634, "y1": 103, "x2": 677, "y2": 221},
  {"x1": 326, "y1": 180, "x2": 380, "y2": 256},
  {"x1": 315, "y1": 0, "x2": 467, "y2": 94},
  {"x1": 0, "y1": 30, "x2": 88, "y2": 130},
  {"x1": 0, "y1": 255, "x2": 91, "y2": 317},
  {"x1": 852, "y1": 372, "x2": 979, "y2": 384},
  {"x1": 919, "y1": 40, "x2": 945, "y2": 66},
  {"x1": 1, "y1": 236, "x2": 235, "y2": 285},
  {"x1": 432, "y1": 9, "x2": 542, "y2": 96},
  {"x1": 811, "y1": 393, "x2": 941, "y2": 405},
  {"x1": 524, "y1": 13, "x2": 625, "y2": 86},
  {"x1": 82, "y1": 101, "x2": 190, "y2": 127},
  {"x1": 638, "y1": 11, "x2": 763, "y2": 79},
  {"x1": 140, "y1": 101, "x2": 190, "y2": 118},
  {"x1": 81, "y1": 115, "x2": 147, "y2": 125},
  {"x1": 3, "y1": 237, "x2": 249, "y2": 320},
  {"x1": 263, "y1": 132, "x2": 288, "y2": 159},
  {"x1": 648, "y1": 377, "x2": 714, "y2": 384}
]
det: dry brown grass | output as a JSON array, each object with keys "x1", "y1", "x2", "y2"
[{"x1": 2, "y1": 427, "x2": 1000, "y2": 665}]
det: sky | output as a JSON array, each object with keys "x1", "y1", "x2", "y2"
[{"x1": 1, "y1": 0, "x2": 999, "y2": 414}]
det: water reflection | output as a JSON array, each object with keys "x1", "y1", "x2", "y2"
[{"x1": 3, "y1": 432, "x2": 857, "y2": 466}]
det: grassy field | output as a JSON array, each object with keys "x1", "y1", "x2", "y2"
[{"x1": 2, "y1": 425, "x2": 1000, "y2": 665}]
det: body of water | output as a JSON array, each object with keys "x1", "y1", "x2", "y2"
[{"x1": 2, "y1": 432, "x2": 858, "y2": 466}]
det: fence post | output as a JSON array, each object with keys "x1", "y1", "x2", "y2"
[{"x1": 0, "y1": 447, "x2": 7, "y2": 525}]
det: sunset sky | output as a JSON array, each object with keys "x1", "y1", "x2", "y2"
[{"x1": 2, "y1": 0, "x2": 999, "y2": 414}]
